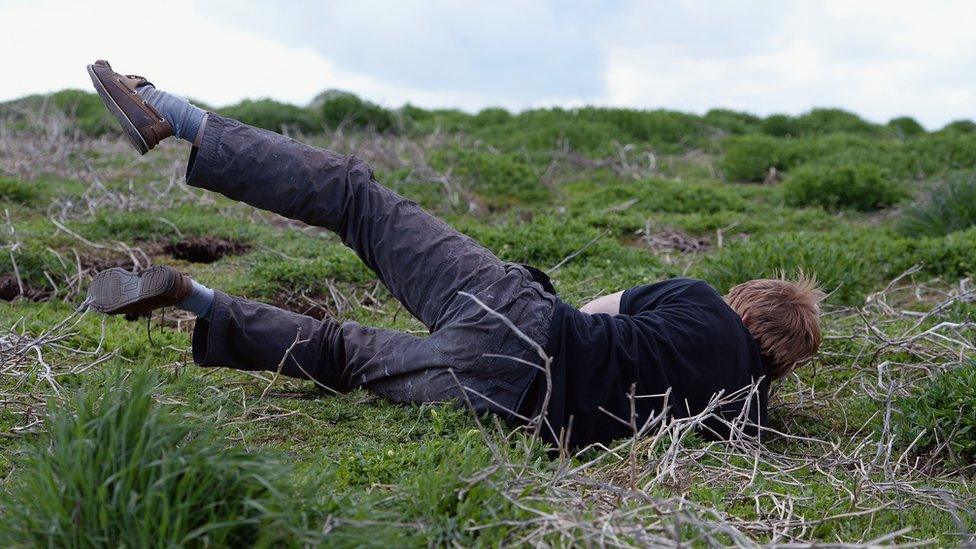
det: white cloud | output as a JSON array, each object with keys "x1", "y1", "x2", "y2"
[
  {"x1": 599, "y1": 0, "x2": 976, "y2": 128},
  {"x1": 1, "y1": 0, "x2": 973, "y2": 127},
  {"x1": 0, "y1": 0, "x2": 514, "y2": 110}
]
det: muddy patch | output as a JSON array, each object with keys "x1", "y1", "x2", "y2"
[
  {"x1": 0, "y1": 275, "x2": 47, "y2": 302},
  {"x1": 84, "y1": 256, "x2": 141, "y2": 273},
  {"x1": 165, "y1": 236, "x2": 250, "y2": 264}
]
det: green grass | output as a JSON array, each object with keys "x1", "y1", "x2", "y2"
[
  {"x1": 783, "y1": 160, "x2": 906, "y2": 211},
  {"x1": 0, "y1": 368, "x2": 303, "y2": 547},
  {"x1": 894, "y1": 361, "x2": 976, "y2": 464},
  {"x1": 1, "y1": 91, "x2": 974, "y2": 546},
  {"x1": 899, "y1": 171, "x2": 976, "y2": 237}
]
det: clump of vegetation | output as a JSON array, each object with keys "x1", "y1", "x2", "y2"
[
  {"x1": 318, "y1": 90, "x2": 395, "y2": 132},
  {"x1": 473, "y1": 109, "x2": 624, "y2": 157},
  {"x1": 0, "y1": 368, "x2": 299, "y2": 547},
  {"x1": 899, "y1": 172, "x2": 976, "y2": 237},
  {"x1": 430, "y1": 147, "x2": 548, "y2": 205},
  {"x1": 783, "y1": 161, "x2": 905, "y2": 211},
  {"x1": 0, "y1": 89, "x2": 116, "y2": 135},
  {"x1": 887, "y1": 116, "x2": 926, "y2": 139},
  {"x1": 470, "y1": 107, "x2": 512, "y2": 128},
  {"x1": 0, "y1": 177, "x2": 41, "y2": 205},
  {"x1": 760, "y1": 113, "x2": 800, "y2": 137},
  {"x1": 794, "y1": 108, "x2": 879, "y2": 136},
  {"x1": 703, "y1": 108, "x2": 762, "y2": 135},
  {"x1": 471, "y1": 109, "x2": 621, "y2": 157},
  {"x1": 719, "y1": 134, "x2": 792, "y2": 181},
  {"x1": 49, "y1": 90, "x2": 119, "y2": 135},
  {"x1": 219, "y1": 98, "x2": 320, "y2": 134},
  {"x1": 579, "y1": 107, "x2": 712, "y2": 152},
  {"x1": 568, "y1": 178, "x2": 748, "y2": 215},
  {"x1": 939, "y1": 119, "x2": 976, "y2": 134},
  {"x1": 906, "y1": 226, "x2": 976, "y2": 281},
  {"x1": 902, "y1": 133, "x2": 976, "y2": 177},
  {"x1": 894, "y1": 362, "x2": 976, "y2": 464}
]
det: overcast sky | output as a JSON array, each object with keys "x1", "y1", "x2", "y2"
[{"x1": 1, "y1": 0, "x2": 973, "y2": 128}]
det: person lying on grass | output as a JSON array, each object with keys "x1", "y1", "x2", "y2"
[{"x1": 83, "y1": 60, "x2": 825, "y2": 450}]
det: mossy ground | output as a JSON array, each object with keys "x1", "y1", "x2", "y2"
[{"x1": 0, "y1": 99, "x2": 974, "y2": 546}]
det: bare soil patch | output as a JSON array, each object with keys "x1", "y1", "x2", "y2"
[
  {"x1": 165, "y1": 236, "x2": 250, "y2": 264},
  {"x1": 0, "y1": 275, "x2": 47, "y2": 301}
]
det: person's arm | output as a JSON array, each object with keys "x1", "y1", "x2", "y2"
[{"x1": 580, "y1": 290, "x2": 625, "y2": 315}]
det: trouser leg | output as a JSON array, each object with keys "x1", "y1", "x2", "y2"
[
  {"x1": 186, "y1": 115, "x2": 557, "y2": 418},
  {"x1": 192, "y1": 291, "x2": 545, "y2": 413},
  {"x1": 185, "y1": 113, "x2": 507, "y2": 331}
]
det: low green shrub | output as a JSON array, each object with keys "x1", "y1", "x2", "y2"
[
  {"x1": 219, "y1": 98, "x2": 320, "y2": 133},
  {"x1": 902, "y1": 133, "x2": 976, "y2": 177},
  {"x1": 787, "y1": 134, "x2": 890, "y2": 165},
  {"x1": 760, "y1": 113, "x2": 800, "y2": 137},
  {"x1": 0, "y1": 90, "x2": 116, "y2": 135},
  {"x1": 894, "y1": 362, "x2": 976, "y2": 464},
  {"x1": 49, "y1": 89, "x2": 117, "y2": 135},
  {"x1": 887, "y1": 116, "x2": 926, "y2": 139},
  {"x1": 939, "y1": 119, "x2": 976, "y2": 134},
  {"x1": 899, "y1": 172, "x2": 976, "y2": 237},
  {"x1": 794, "y1": 108, "x2": 880, "y2": 136},
  {"x1": 401, "y1": 106, "x2": 472, "y2": 133},
  {"x1": 472, "y1": 109, "x2": 620, "y2": 156},
  {"x1": 318, "y1": 91, "x2": 395, "y2": 132},
  {"x1": 703, "y1": 108, "x2": 763, "y2": 135},
  {"x1": 719, "y1": 135, "x2": 794, "y2": 181},
  {"x1": 471, "y1": 107, "x2": 512, "y2": 128},
  {"x1": 430, "y1": 147, "x2": 548, "y2": 205},
  {"x1": 783, "y1": 161, "x2": 906, "y2": 211},
  {"x1": 578, "y1": 107, "x2": 711, "y2": 151},
  {"x1": 906, "y1": 227, "x2": 976, "y2": 281},
  {"x1": 567, "y1": 178, "x2": 749, "y2": 215},
  {"x1": 0, "y1": 368, "x2": 299, "y2": 546}
]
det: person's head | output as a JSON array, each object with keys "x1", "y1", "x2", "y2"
[{"x1": 725, "y1": 274, "x2": 825, "y2": 379}]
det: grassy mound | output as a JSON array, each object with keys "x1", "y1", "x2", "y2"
[
  {"x1": 219, "y1": 98, "x2": 321, "y2": 134},
  {"x1": 783, "y1": 160, "x2": 906, "y2": 211},
  {"x1": 0, "y1": 368, "x2": 300, "y2": 547},
  {"x1": 900, "y1": 172, "x2": 976, "y2": 237},
  {"x1": 894, "y1": 362, "x2": 976, "y2": 464}
]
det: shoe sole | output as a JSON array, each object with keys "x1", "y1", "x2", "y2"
[
  {"x1": 88, "y1": 266, "x2": 176, "y2": 314},
  {"x1": 87, "y1": 65, "x2": 150, "y2": 155}
]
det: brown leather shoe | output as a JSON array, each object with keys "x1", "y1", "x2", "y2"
[
  {"x1": 86, "y1": 60, "x2": 173, "y2": 155},
  {"x1": 87, "y1": 265, "x2": 192, "y2": 315}
]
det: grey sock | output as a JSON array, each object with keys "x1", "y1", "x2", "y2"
[
  {"x1": 176, "y1": 279, "x2": 215, "y2": 319},
  {"x1": 136, "y1": 85, "x2": 206, "y2": 143}
]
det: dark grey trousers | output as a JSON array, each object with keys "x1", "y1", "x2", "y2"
[{"x1": 185, "y1": 114, "x2": 555, "y2": 419}]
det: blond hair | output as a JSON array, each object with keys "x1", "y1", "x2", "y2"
[{"x1": 725, "y1": 274, "x2": 825, "y2": 379}]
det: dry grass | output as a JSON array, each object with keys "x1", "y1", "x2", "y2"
[{"x1": 1, "y1": 109, "x2": 974, "y2": 546}]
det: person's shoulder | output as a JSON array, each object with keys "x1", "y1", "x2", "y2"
[
  {"x1": 641, "y1": 277, "x2": 721, "y2": 300},
  {"x1": 618, "y1": 277, "x2": 719, "y2": 315}
]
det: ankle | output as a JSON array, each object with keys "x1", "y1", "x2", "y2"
[{"x1": 137, "y1": 85, "x2": 206, "y2": 144}]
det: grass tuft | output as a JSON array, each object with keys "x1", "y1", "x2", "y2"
[
  {"x1": 899, "y1": 171, "x2": 976, "y2": 237},
  {"x1": 0, "y1": 367, "x2": 301, "y2": 547},
  {"x1": 894, "y1": 361, "x2": 976, "y2": 464},
  {"x1": 783, "y1": 160, "x2": 905, "y2": 211}
]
